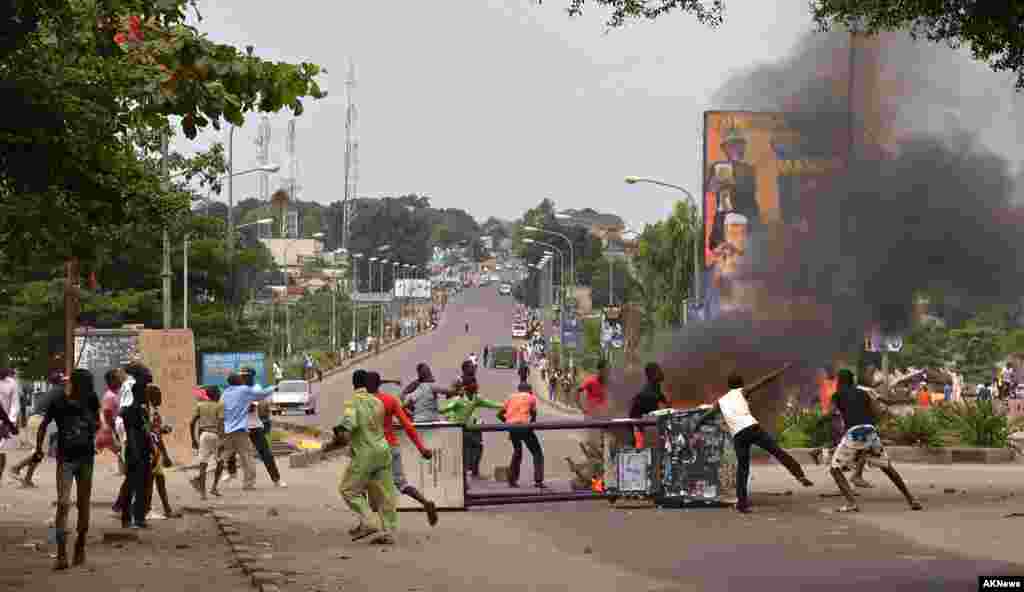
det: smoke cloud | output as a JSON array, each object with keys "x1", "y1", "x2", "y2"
[{"x1": 607, "y1": 30, "x2": 1024, "y2": 415}]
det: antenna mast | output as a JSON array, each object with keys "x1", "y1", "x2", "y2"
[{"x1": 343, "y1": 59, "x2": 359, "y2": 252}]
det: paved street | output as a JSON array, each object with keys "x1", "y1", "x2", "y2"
[{"x1": 3, "y1": 288, "x2": 1023, "y2": 591}]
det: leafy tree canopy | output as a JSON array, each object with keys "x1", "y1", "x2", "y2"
[
  {"x1": 549, "y1": 1, "x2": 1024, "y2": 89},
  {"x1": 0, "y1": 0, "x2": 326, "y2": 273}
]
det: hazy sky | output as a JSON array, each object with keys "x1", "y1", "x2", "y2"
[{"x1": 174, "y1": 0, "x2": 1022, "y2": 230}]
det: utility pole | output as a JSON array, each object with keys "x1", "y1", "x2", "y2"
[{"x1": 161, "y1": 134, "x2": 172, "y2": 329}]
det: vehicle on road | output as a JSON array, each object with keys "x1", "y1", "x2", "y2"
[
  {"x1": 485, "y1": 344, "x2": 518, "y2": 369},
  {"x1": 499, "y1": 283, "x2": 512, "y2": 295},
  {"x1": 270, "y1": 379, "x2": 314, "y2": 415},
  {"x1": 512, "y1": 323, "x2": 527, "y2": 338}
]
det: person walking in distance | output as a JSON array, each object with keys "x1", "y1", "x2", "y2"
[
  {"x1": 189, "y1": 386, "x2": 224, "y2": 500},
  {"x1": 696, "y1": 365, "x2": 813, "y2": 513},
  {"x1": 35, "y1": 369, "x2": 100, "y2": 569},
  {"x1": 11, "y1": 371, "x2": 65, "y2": 487},
  {"x1": 119, "y1": 363, "x2": 155, "y2": 529},
  {"x1": 829, "y1": 369, "x2": 923, "y2": 513},
  {"x1": 219, "y1": 372, "x2": 276, "y2": 492},
  {"x1": 482, "y1": 346, "x2": 489, "y2": 368},
  {"x1": 325, "y1": 371, "x2": 409, "y2": 545},
  {"x1": 498, "y1": 381, "x2": 546, "y2": 489},
  {"x1": 0, "y1": 368, "x2": 21, "y2": 483},
  {"x1": 362, "y1": 369, "x2": 439, "y2": 525},
  {"x1": 441, "y1": 361, "x2": 503, "y2": 479}
]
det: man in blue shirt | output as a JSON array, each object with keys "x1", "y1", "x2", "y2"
[{"x1": 218, "y1": 372, "x2": 275, "y2": 491}]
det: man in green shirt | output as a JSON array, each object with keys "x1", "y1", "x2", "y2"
[
  {"x1": 325, "y1": 371, "x2": 400, "y2": 545},
  {"x1": 440, "y1": 361, "x2": 502, "y2": 478}
]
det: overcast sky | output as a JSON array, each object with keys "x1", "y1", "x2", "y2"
[{"x1": 174, "y1": 0, "x2": 1022, "y2": 230}]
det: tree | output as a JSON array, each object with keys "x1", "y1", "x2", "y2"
[
  {"x1": 544, "y1": 0, "x2": 724, "y2": 28},
  {"x1": 811, "y1": 2, "x2": 1024, "y2": 90},
  {"x1": 950, "y1": 321, "x2": 1004, "y2": 384},
  {"x1": 892, "y1": 324, "x2": 952, "y2": 370},
  {"x1": 0, "y1": 0, "x2": 326, "y2": 274},
  {"x1": 550, "y1": 1, "x2": 1024, "y2": 91},
  {"x1": 631, "y1": 200, "x2": 699, "y2": 328},
  {"x1": 589, "y1": 258, "x2": 639, "y2": 309}
]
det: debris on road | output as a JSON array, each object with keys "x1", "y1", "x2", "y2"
[
  {"x1": 583, "y1": 546, "x2": 593, "y2": 554},
  {"x1": 943, "y1": 488, "x2": 957, "y2": 494},
  {"x1": 1003, "y1": 512, "x2": 1024, "y2": 518}
]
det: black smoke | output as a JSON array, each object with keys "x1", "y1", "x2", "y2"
[{"x1": 608, "y1": 30, "x2": 1024, "y2": 414}]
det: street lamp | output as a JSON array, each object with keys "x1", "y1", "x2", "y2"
[
  {"x1": 184, "y1": 217, "x2": 273, "y2": 330},
  {"x1": 624, "y1": 176, "x2": 702, "y2": 310},
  {"x1": 523, "y1": 225, "x2": 575, "y2": 297},
  {"x1": 367, "y1": 256, "x2": 378, "y2": 344},
  {"x1": 350, "y1": 252, "x2": 364, "y2": 352}
]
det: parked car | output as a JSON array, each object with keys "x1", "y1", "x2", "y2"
[
  {"x1": 270, "y1": 379, "x2": 313, "y2": 415},
  {"x1": 499, "y1": 283, "x2": 512, "y2": 295}
]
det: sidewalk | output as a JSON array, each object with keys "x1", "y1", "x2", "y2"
[{"x1": 0, "y1": 460, "x2": 250, "y2": 592}]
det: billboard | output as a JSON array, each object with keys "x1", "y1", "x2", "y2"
[
  {"x1": 394, "y1": 279, "x2": 431, "y2": 299},
  {"x1": 702, "y1": 111, "x2": 846, "y2": 319},
  {"x1": 201, "y1": 352, "x2": 267, "y2": 387}
]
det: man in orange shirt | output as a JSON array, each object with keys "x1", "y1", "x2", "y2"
[
  {"x1": 361, "y1": 370, "x2": 438, "y2": 527},
  {"x1": 498, "y1": 382, "x2": 545, "y2": 489}
]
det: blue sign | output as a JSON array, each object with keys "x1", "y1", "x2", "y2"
[
  {"x1": 201, "y1": 352, "x2": 267, "y2": 387},
  {"x1": 562, "y1": 328, "x2": 577, "y2": 349}
]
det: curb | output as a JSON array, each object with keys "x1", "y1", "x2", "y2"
[
  {"x1": 319, "y1": 322, "x2": 441, "y2": 381},
  {"x1": 763, "y1": 446, "x2": 1017, "y2": 465},
  {"x1": 211, "y1": 509, "x2": 287, "y2": 592}
]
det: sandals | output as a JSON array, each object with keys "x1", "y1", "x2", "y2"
[
  {"x1": 836, "y1": 505, "x2": 860, "y2": 513},
  {"x1": 369, "y1": 533, "x2": 395, "y2": 545},
  {"x1": 851, "y1": 477, "x2": 874, "y2": 489},
  {"x1": 909, "y1": 499, "x2": 923, "y2": 511},
  {"x1": 349, "y1": 525, "x2": 379, "y2": 541}
]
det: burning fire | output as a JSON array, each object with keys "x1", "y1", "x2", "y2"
[{"x1": 591, "y1": 477, "x2": 605, "y2": 493}]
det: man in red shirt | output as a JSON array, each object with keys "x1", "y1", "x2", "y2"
[
  {"x1": 576, "y1": 360, "x2": 609, "y2": 416},
  {"x1": 362, "y1": 371, "x2": 438, "y2": 527}
]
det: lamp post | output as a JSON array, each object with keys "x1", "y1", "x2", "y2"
[
  {"x1": 523, "y1": 225, "x2": 575, "y2": 298},
  {"x1": 282, "y1": 231, "x2": 324, "y2": 358},
  {"x1": 178, "y1": 164, "x2": 279, "y2": 330},
  {"x1": 351, "y1": 252, "x2": 363, "y2": 353},
  {"x1": 379, "y1": 259, "x2": 389, "y2": 343},
  {"x1": 367, "y1": 256, "x2": 377, "y2": 345},
  {"x1": 624, "y1": 176, "x2": 702, "y2": 313}
]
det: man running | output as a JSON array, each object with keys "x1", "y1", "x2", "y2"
[
  {"x1": 11, "y1": 371, "x2": 65, "y2": 487},
  {"x1": 358, "y1": 369, "x2": 439, "y2": 525},
  {"x1": 498, "y1": 381, "x2": 545, "y2": 489},
  {"x1": 441, "y1": 361, "x2": 503, "y2": 479},
  {"x1": 326, "y1": 371, "x2": 418, "y2": 545},
  {"x1": 829, "y1": 369, "x2": 923, "y2": 513},
  {"x1": 696, "y1": 365, "x2": 813, "y2": 513}
]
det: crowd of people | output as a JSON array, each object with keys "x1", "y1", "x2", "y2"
[{"x1": 0, "y1": 343, "x2": 941, "y2": 565}]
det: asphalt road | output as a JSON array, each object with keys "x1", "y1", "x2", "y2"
[
  {"x1": 267, "y1": 284, "x2": 1024, "y2": 591},
  {"x1": 292, "y1": 279, "x2": 586, "y2": 487}
]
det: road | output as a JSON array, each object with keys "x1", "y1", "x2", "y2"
[
  {"x1": 4, "y1": 284, "x2": 1023, "y2": 591},
  {"x1": 293, "y1": 276, "x2": 586, "y2": 488},
  {"x1": 256, "y1": 284, "x2": 1024, "y2": 591}
]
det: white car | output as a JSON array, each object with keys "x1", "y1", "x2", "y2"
[
  {"x1": 512, "y1": 324, "x2": 527, "y2": 338},
  {"x1": 270, "y1": 380, "x2": 313, "y2": 415},
  {"x1": 499, "y1": 283, "x2": 512, "y2": 295}
]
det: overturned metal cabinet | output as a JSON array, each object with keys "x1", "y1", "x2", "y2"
[{"x1": 396, "y1": 423, "x2": 466, "y2": 510}]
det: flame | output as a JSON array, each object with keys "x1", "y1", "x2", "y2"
[{"x1": 591, "y1": 477, "x2": 605, "y2": 493}]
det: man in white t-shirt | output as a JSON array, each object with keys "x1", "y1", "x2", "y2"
[{"x1": 697, "y1": 363, "x2": 813, "y2": 513}]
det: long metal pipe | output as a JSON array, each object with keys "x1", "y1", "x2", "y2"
[
  {"x1": 465, "y1": 492, "x2": 609, "y2": 506},
  {"x1": 466, "y1": 418, "x2": 656, "y2": 433}
]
